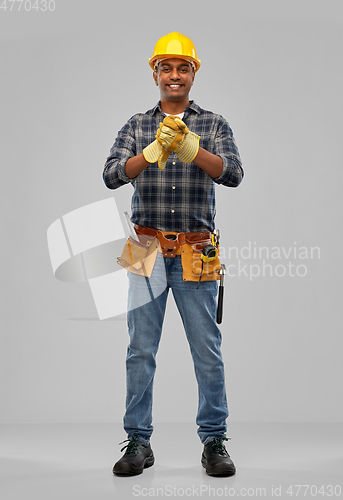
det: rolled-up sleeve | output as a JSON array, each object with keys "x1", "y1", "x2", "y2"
[
  {"x1": 103, "y1": 118, "x2": 137, "y2": 189},
  {"x1": 213, "y1": 117, "x2": 244, "y2": 187}
]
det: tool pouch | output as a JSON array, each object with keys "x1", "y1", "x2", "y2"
[
  {"x1": 117, "y1": 235, "x2": 160, "y2": 277},
  {"x1": 181, "y1": 241, "x2": 221, "y2": 282}
]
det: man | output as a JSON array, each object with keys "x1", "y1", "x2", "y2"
[{"x1": 103, "y1": 32, "x2": 244, "y2": 477}]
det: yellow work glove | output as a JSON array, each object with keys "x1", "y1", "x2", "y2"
[
  {"x1": 157, "y1": 147, "x2": 170, "y2": 170},
  {"x1": 156, "y1": 116, "x2": 187, "y2": 150},
  {"x1": 158, "y1": 116, "x2": 200, "y2": 164},
  {"x1": 173, "y1": 117, "x2": 200, "y2": 163},
  {"x1": 142, "y1": 139, "x2": 163, "y2": 164},
  {"x1": 155, "y1": 116, "x2": 186, "y2": 170},
  {"x1": 143, "y1": 116, "x2": 184, "y2": 170}
]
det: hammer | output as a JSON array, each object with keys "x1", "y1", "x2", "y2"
[{"x1": 216, "y1": 264, "x2": 226, "y2": 324}]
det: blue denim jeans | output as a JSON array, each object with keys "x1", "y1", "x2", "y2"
[{"x1": 124, "y1": 253, "x2": 228, "y2": 445}]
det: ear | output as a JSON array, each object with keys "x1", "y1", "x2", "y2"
[{"x1": 153, "y1": 71, "x2": 158, "y2": 87}]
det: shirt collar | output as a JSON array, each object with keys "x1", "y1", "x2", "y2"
[{"x1": 151, "y1": 101, "x2": 201, "y2": 116}]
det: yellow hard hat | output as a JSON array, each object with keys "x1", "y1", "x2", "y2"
[{"x1": 149, "y1": 32, "x2": 201, "y2": 72}]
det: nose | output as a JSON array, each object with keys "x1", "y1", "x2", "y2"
[{"x1": 170, "y1": 68, "x2": 180, "y2": 80}]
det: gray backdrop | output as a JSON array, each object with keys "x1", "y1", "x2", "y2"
[{"x1": 1, "y1": 0, "x2": 342, "y2": 425}]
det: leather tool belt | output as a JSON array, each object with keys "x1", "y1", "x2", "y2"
[
  {"x1": 117, "y1": 225, "x2": 221, "y2": 282},
  {"x1": 134, "y1": 224, "x2": 212, "y2": 258}
]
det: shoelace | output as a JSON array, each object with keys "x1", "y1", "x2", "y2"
[
  {"x1": 209, "y1": 436, "x2": 230, "y2": 455},
  {"x1": 119, "y1": 434, "x2": 140, "y2": 454}
]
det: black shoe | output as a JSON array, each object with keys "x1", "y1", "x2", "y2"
[
  {"x1": 112, "y1": 434, "x2": 155, "y2": 475},
  {"x1": 201, "y1": 437, "x2": 236, "y2": 477}
]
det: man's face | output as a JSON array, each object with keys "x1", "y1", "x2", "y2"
[{"x1": 153, "y1": 58, "x2": 195, "y2": 102}]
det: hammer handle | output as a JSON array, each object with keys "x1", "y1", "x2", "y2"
[{"x1": 216, "y1": 284, "x2": 224, "y2": 324}]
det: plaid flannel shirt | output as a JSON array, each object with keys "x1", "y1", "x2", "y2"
[{"x1": 103, "y1": 101, "x2": 243, "y2": 232}]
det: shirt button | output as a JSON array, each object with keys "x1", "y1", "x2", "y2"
[
  {"x1": 172, "y1": 162, "x2": 176, "y2": 165},
  {"x1": 172, "y1": 186, "x2": 176, "y2": 190},
  {"x1": 171, "y1": 209, "x2": 175, "y2": 214}
]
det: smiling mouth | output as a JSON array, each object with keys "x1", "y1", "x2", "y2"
[{"x1": 167, "y1": 84, "x2": 183, "y2": 89}]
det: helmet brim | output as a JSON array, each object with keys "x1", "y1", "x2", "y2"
[{"x1": 149, "y1": 54, "x2": 201, "y2": 73}]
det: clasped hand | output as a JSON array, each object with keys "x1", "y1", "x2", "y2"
[{"x1": 143, "y1": 116, "x2": 200, "y2": 170}]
